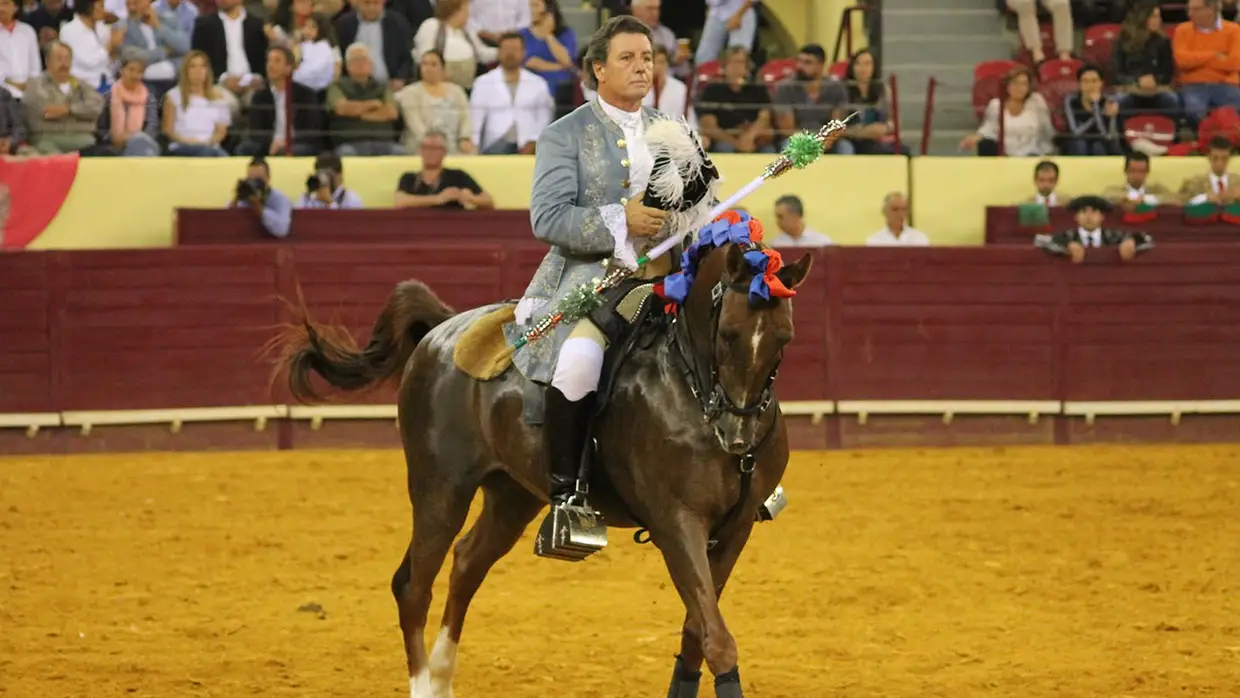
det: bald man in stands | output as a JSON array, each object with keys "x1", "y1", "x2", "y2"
[{"x1": 866, "y1": 192, "x2": 930, "y2": 246}]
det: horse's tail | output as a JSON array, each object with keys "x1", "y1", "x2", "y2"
[{"x1": 271, "y1": 280, "x2": 456, "y2": 403}]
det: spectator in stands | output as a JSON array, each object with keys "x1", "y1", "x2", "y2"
[
  {"x1": 1, "y1": 0, "x2": 41, "y2": 99},
  {"x1": 520, "y1": 0, "x2": 577, "y2": 101},
  {"x1": 630, "y1": 0, "x2": 685, "y2": 77},
  {"x1": 698, "y1": 46, "x2": 774, "y2": 154},
  {"x1": 192, "y1": 0, "x2": 267, "y2": 110},
  {"x1": 239, "y1": 45, "x2": 323, "y2": 156},
  {"x1": 838, "y1": 48, "x2": 906, "y2": 155},
  {"x1": 0, "y1": 88, "x2": 31, "y2": 155},
  {"x1": 265, "y1": 0, "x2": 315, "y2": 48},
  {"x1": 469, "y1": 32, "x2": 553, "y2": 154},
  {"x1": 154, "y1": 0, "x2": 197, "y2": 37},
  {"x1": 1064, "y1": 65, "x2": 1122, "y2": 156},
  {"x1": 1173, "y1": 0, "x2": 1240, "y2": 125},
  {"x1": 1005, "y1": 0, "x2": 1073, "y2": 64},
  {"x1": 396, "y1": 49, "x2": 475, "y2": 153},
  {"x1": 1023, "y1": 159, "x2": 1070, "y2": 205},
  {"x1": 326, "y1": 43, "x2": 404, "y2": 155},
  {"x1": 468, "y1": 0, "x2": 530, "y2": 47},
  {"x1": 22, "y1": 41, "x2": 104, "y2": 154},
  {"x1": 960, "y1": 64, "x2": 1054, "y2": 156},
  {"x1": 289, "y1": 13, "x2": 341, "y2": 93},
  {"x1": 162, "y1": 49, "x2": 232, "y2": 156},
  {"x1": 394, "y1": 131, "x2": 495, "y2": 209},
  {"x1": 773, "y1": 44, "x2": 847, "y2": 151},
  {"x1": 1112, "y1": 2, "x2": 1180, "y2": 117},
  {"x1": 1034, "y1": 195, "x2": 1153, "y2": 264},
  {"x1": 414, "y1": 0, "x2": 494, "y2": 90},
  {"x1": 645, "y1": 45, "x2": 694, "y2": 126},
  {"x1": 21, "y1": 0, "x2": 75, "y2": 56},
  {"x1": 59, "y1": 0, "x2": 121, "y2": 90},
  {"x1": 865, "y1": 192, "x2": 930, "y2": 246},
  {"x1": 298, "y1": 151, "x2": 363, "y2": 208},
  {"x1": 102, "y1": 51, "x2": 161, "y2": 155},
  {"x1": 695, "y1": 0, "x2": 758, "y2": 66},
  {"x1": 1103, "y1": 151, "x2": 1177, "y2": 206},
  {"x1": 1179, "y1": 134, "x2": 1240, "y2": 202},
  {"x1": 120, "y1": 0, "x2": 189, "y2": 100},
  {"x1": 767, "y1": 194, "x2": 832, "y2": 246},
  {"x1": 230, "y1": 156, "x2": 292, "y2": 238},
  {"x1": 337, "y1": 0, "x2": 412, "y2": 90}
]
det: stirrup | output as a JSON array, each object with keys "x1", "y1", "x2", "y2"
[
  {"x1": 755, "y1": 485, "x2": 788, "y2": 522},
  {"x1": 534, "y1": 480, "x2": 608, "y2": 562}
]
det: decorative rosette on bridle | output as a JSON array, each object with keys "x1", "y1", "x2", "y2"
[{"x1": 655, "y1": 210, "x2": 796, "y2": 313}]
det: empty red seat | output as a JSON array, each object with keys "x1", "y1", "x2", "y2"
[
  {"x1": 1082, "y1": 23, "x2": 1120, "y2": 78},
  {"x1": 827, "y1": 60, "x2": 848, "y2": 79}
]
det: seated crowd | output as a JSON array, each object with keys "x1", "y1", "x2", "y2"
[
  {"x1": 0, "y1": 0, "x2": 901, "y2": 158},
  {"x1": 971, "y1": 0, "x2": 1240, "y2": 157}
]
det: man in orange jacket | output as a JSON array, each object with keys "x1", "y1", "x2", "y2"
[{"x1": 1175, "y1": 0, "x2": 1240, "y2": 123}]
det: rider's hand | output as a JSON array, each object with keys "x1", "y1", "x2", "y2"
[{"x1": 625, "y1": 196, "x2": 666, "y2": 237}]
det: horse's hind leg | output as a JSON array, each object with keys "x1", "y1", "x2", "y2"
[
  {"x1": 426, "y1": 472, "x2": 543, "y2": 698},
  {"x1": 391, "y1": 461, "x2": 476, "y2": 698}
]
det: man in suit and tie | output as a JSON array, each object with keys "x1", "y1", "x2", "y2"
[
  {"x1": 335, "y1": 0, "x2": 413, "y2": 91},
  {"x1": 190, "y1": 0, "x2": 267, "y2": 112},
  {"x1": 1102, "y1": 152, "x2": 1177, "y2": 207},
  {"x1": 1179, "y1": 135, "x2": 1240, "y2": 204},
  {"x1": 1035, "y1": 195, "x2": 1154, "y2": 264},
  {"x1": 1023, "y1": 160, "x2": 1071, "y2": 207},
  {"x1": 238, "y1": 46, "x2": 324, "y2": 156}
]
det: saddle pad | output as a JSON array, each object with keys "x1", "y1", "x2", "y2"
[{"x1": 454, "y1": 305, "x2": 518, "y2": 381}]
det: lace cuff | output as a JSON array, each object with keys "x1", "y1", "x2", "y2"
[{"x1": 600, "y1": 204, "x2": 638, "y2": 270}]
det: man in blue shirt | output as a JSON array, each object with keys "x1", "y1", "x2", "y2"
[{"x1": 230, "y1": 156, "x2": 293, "y2": 238}]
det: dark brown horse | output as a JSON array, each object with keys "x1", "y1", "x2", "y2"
[{"x1": 276, "y1": 241, "x2": 812, "y2": 698}]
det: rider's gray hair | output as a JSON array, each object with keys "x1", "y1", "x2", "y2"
[{"x1": 581, "y1": 15, "x2": 653, "y2": 91}]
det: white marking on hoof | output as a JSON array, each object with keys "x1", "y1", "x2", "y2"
[
  {"x1": 410, "y1": 668, "x2": 431, "y2": 698},
  {"x1": 428, "y1": 626, "x2": 458, "y2": 698}
]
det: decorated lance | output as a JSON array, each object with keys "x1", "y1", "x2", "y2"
[{"x1": 510, "y1": 116, "x2": 855, "y2": 351}]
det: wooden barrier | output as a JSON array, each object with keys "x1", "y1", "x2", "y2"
[
  {"x1": 4, "y1": 242, "x2": 1240, "y2": 450},
  {"x1": 985, "y1": 206, "x2": 1240, "y2": 245},
  {"x1": 175, "y1": 208, "x2": 534, "y2": 245}
]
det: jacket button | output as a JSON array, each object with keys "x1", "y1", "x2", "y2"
[
  {"x1": 617, "y1": 139, "x2": 626, "y2": 148},
  {"x1": 622, "y1": 179, "x2": 631, "y2": 188},
  {"x1": 620, "y1": 197, "x2": 629, "y2": 205},
  {"x1": 621, "y1": 158, "x2": 630, "y2": 167}
]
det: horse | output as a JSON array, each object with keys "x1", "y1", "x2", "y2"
[{"x1": 274, "y1": 229, "x2": 813, "y2": 698}]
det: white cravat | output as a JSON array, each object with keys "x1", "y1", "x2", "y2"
[{"x1": 595, "y1": 97, "x2": 655, "y2": 269}]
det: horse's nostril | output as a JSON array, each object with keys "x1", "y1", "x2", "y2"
[{"x1": 730, "y1": 437, "x2": 747, "y2": 449}]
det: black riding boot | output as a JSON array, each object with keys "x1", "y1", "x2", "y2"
[{"x1": 544, "y1": 386, "x2": 596, "y2": 505}]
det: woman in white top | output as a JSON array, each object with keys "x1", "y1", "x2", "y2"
[
  {"x1": 960, "y1": 64, "x2": 1054, "y2": 157},
  {"x1": 395, "y1": 49, "x2": 475, "y2": 154},
  {"x1": 414, "y1": 0, "x2": 497, "y2": 90},
  {"x1": 162, "y1": 50, "x2": 231, "y2": 156},
  {"x1": 58, "y1": 0, "x2": 121, "y2": 90}
]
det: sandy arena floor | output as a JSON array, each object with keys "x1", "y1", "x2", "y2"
[{"x1": 1, "y1": 445, "x2": 1238, "y2": 697}]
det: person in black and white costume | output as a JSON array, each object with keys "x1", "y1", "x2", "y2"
[{"x1": 1035, "y1": 195, "x2": 1154, "y2": 264}]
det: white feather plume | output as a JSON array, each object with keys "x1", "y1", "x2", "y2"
[{"x1": 644, "y1": 116, "x2": 722, "y2": 240}]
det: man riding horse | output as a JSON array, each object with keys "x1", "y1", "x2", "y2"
[{"x1": 507, "y1": 15, "x2": 789, "y2": 540}]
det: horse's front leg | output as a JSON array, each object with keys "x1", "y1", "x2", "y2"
[
  {"x1": 665, "y1": 518, "x2": 755, "y2": 698},
  {"x1": 656, "y1": 517, "x2": 753, "y2": 698}
]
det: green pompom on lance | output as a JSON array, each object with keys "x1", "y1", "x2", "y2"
[
  {"x1": 783, "y1": 131, "x2": 826, "y2": 169},
  {"x1": 558, "y1": 282, "x2": 606, "y2": 322}
]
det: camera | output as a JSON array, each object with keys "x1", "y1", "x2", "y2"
[
  {"x1": 306, "y1": 169, "x2": 333, "y2": 193},
  {"x1": 236, "y1": 177, "x2": 267, "y2": 201}
]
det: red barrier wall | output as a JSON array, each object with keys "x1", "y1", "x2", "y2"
[
  {"x1": 985, "y1": 206, "x2": 1240, "y2": 245},
  {"x1": 5, "y1": 242, "x2": 1240, "y2": 449},
  {"x1": 176, "y1": 209, "x2": 534, "y2": 244}
]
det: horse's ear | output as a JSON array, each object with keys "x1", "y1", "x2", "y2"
[
  {"x1": 776, "y1": 252, "x2": 813, "y2": 290},
  {"x1": 725, "y1": 244, "x2": 747, "y2": 280}
]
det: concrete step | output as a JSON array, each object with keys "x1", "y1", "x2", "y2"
[
  {"x1": 883, "y1": 8, "x2": 1004, "y2": 37},
  {"x1": 885, "y1": 63, "x2": 978, "y2": 100},
  {"x1": 883, "y1": 0, "x2": 998, "y2": 11},
  {"x1": 883, "y1": 35, "x2": 1013, "y2": 66}
]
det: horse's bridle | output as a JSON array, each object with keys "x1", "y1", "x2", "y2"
[{"x1": 667, "y1": 272, "x2": 782, "y2": 459}]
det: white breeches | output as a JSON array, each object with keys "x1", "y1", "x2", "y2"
[{"x1": 551, "y1": 321, "x2": 606, "y2": 402}]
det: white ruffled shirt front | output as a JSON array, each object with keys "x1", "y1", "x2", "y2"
[{"x1": 596, "y1": 97, "x2": 654, "y2": 270}]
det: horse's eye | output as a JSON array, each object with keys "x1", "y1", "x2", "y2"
[{"x1": 719, "y1": 328, "x2": 741, "y2": 344}]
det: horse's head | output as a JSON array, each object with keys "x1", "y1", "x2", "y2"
[{"x1": 678, "y1": 237, "x2": 812, "y2": 455}]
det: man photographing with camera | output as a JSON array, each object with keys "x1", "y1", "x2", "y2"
[
  {"x1": 297, "y1": 152, "x2": 363, "y2": 209},
  {"x1": 229, "y1": 156, "x2": 293, "y2": 238}
]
